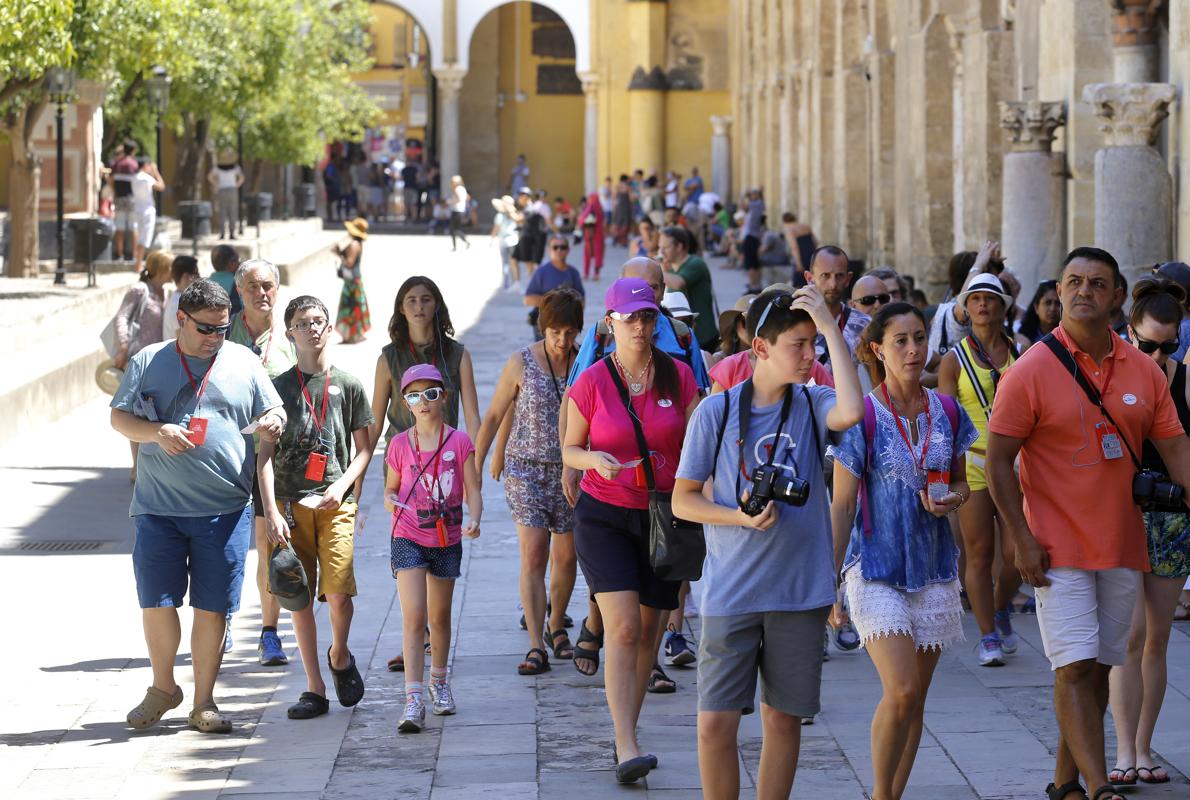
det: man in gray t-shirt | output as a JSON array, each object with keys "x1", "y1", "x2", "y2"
[
  {"x1": 672, "y1": 284, "x2": 864, "y2": 797},
  {"x1": 111, "y1": 279, "x2": 284, "y2": 734}
]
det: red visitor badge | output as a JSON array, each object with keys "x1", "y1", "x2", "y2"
[
  {"x1": 926, "y1": 469, "x2": 950, "y2": 503},
  {"x1": 305, "y1": 452, "x2": 328, "y2": 482},
  {"x1": 187, "y1": 417, "x2": 208, "y2": 445}
]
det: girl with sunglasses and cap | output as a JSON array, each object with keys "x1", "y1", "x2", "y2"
[
  {"x1": 1106, "y1": 276, "x2": 1190, "y2": 787},
  {"x1": 385, "y1": 363, "x2": 482, "y2": 733},
  {"x1": 937, "y1": 274, "x2": 1022, "y2": 668}
]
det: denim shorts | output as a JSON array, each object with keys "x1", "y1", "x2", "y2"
[
  {"x1": 133, "y1": 506, "x2": 252, "y2": 613},
  {"x1": 391, "y1": 536, "x2": 462, "y2": 580}
]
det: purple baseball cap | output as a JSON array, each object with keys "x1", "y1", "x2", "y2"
[
  {"x1": 605, "y1": 277, "x2": 659, "y2": 315},
  {"x1": 400, "y1": 363, "x2": 444, "y2": 392}
]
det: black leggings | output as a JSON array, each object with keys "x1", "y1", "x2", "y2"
[{"x1": 450, "y1": 212, "x2": 468, "y2": 248}]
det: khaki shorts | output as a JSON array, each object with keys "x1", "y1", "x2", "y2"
[
  {"x1": 285, "y1": 500, "x2": 358, "y2": 602},
  {"x1": 1035, "y1": 567, "x2": 1139, "y2": 670}
]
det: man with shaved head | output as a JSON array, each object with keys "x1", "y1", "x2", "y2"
[{"x1": 849, "y1": 273, "x2": 894, "y2": 317}]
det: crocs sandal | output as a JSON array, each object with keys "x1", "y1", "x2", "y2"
[
  {"x1": 188, "y1": 703, "x2": 232, "y2": 734},
  {"x1": 548, "y1": 629, "x2": 574, "y2": 660},
  {"x1": 517, "y1": 647, "x2": 551, "y2": 675},
  {"x1": 573, "y1": 617, "x2": 603, "y2": 677},
  {"x1": 126, "y1": 685, "x2": 183, "y2": 730},
  {"x1": 287, "y1": 692, "x2": 330, "y2": 720},
  {"x1": 646, "y1": 663, "x2": 676, "y2": 694},
  {"x1": 328, "y1": 648, "x2": 365, "y2": 707},
  {"x1": 1045, "y1": 780, "x2": 1087, "y2": 800}
]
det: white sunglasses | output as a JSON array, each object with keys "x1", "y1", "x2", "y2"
[{"x1": 403, "y1": 387, "x2": 444, "y2": 405}]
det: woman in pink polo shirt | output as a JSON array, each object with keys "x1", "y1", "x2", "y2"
[{"x1": 563, "y1": 277, "x2": 699, "y2": 785}]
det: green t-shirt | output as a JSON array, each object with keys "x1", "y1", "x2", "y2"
[
  {"x1": 228, "y1": 315, "x2": 296, "y2": 380},
  {"x1": 270, "y1": 365, "x2": 374, "y2": 501},
  {"x1": 676, "y1": 255, "x2": 717, "y2": 349}
]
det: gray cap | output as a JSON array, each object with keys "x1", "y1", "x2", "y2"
[
  {"x1": 1156, "y1": 262, "x2": 1190, "y2": 302},
  {"x1": 268, "y1": 542, "x2": 310, "y2": 612}
]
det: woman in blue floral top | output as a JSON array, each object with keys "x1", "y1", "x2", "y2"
[{"x1": 829, "y1": 302, "x2": 978, "y2": 800}]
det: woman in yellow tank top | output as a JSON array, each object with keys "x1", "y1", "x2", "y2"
[{"x1": 938, "y1": 274, "x2": 1022, "y2": 668}]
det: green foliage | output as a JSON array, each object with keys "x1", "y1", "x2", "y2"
[{"x1": 0, "y1": 0, "x2": 75, "y2": 108}]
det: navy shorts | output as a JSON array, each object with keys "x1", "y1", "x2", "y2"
[
  {"x1": 391, "y1": 536, "x2": 463, "y2": 580},
  {"x1": 572, "y1": 492, "x2": 680, "y2": 610},
  {"x1": 133, "y1": 507, "x2": 252, "y2": 614}
]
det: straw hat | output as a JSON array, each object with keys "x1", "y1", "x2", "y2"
[
  {"x1": 718, "y1": 294, "x2": 756, "y2": 329},
  {"x1": 344, "y1": 217, "x2": 369, "y2": 240},
  {"x1": 95, "y1": 359, "x2": 124, "y2": 395}
]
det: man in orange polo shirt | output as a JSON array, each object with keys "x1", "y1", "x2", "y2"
[{"x1": 987, "y1": 247, "x2": 1190, "y2": 800}]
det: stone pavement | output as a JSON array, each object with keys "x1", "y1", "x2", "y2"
[{"x1": 2, "y1": 234, "x2": 1189, "y2": 799}]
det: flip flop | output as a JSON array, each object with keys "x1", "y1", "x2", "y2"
[
  {"x1": 126, "y1": 685, "x2": 183, "y2": 730},
  {"x1": 327, "y1": 649, "x2": 365, "y2": 707},
  {"x1": 1108, "y1": 766, "x2": 1136, "y2": 785},
  {"x1": 1136, "y1": 765, "x2": 1169, "y2": 784},
  {"x1": 188, "y1": 703, "x2": 232, "y2": 734},
  {"x1": 287, "y1": 692, "x2": 330, "y2": 720}
]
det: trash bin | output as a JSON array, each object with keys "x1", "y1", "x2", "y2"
[
  {"x1": 177, "y1": 201, "x2": 212, "y2": 239},
  {"x1": 247, "y1": 193, "x2": 273, "y2": 226},
  {"x1": 294, "y1": 183, "x2": 317, "y2": 218},
  {"x1": 68, "y1": 217, "x2": 112, "y2": 264}
]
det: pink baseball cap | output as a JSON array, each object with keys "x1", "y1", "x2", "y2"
[
  {"x1": 400, "y1": 363, "x2": 444, "y2": 392},
  {"x1": 605, "y1": 277, "x2": 659, "y2": 315}
]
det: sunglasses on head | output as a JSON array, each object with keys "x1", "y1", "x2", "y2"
[
  {"x1": 856, "y1": 293, "x2": 892, "y2": 307},
  {"x1": 609, "y1": 309, "x2": 658, "y2": 324},
  {"x1": 1133, "y1": 335, "x2": 1179, "y2": 355},
  {"x1": 754, "y1": 292, "x2": 794, "y2": 335},
  {"x1": 403, "y1": 387, "x2": 444, "y2": 405},
  {"x1": 184, "y1": 311, "x2": 231, "y2": 337}
]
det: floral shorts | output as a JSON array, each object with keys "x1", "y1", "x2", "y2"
[
  {"x1": 504, "y1": 458, "x2": 575, "y2": 533},
  {"x1": 1145, "y1": 510, "x2": 1190, "y2": 578},
  {"x1": 844, "y1": 563, "x2": 965, "y2": 652}
]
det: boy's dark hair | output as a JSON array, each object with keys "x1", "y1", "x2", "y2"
[
  {"x1": 746, "y1": 289, "x2": 814, "y2": 343},
  {"x1": 211, "y1": 244, "x2": 239, "y2": 273},
  {"x1": 284, "y1": 295, "x2": 330, "y2": 328},
  {"x1": 178, "y1": 279, "x2": 231, "y2": 314},
  {"x1": 170, "y1": 255, "x2": 200, "y2": 286},
  {"x1": 1063, "y1": 246, "x2": 1122, "y2": 286}
]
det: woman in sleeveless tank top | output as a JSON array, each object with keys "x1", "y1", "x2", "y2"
[
  {"x1": 937, "y1": 274, "x2": 1021, "y2": 667},
  {"x1": 473, "y1": 290, "x2": 584, "y2": 675},
  {"x1": 1108, "y1": 277, "x2": 1190, "y2": 786}
]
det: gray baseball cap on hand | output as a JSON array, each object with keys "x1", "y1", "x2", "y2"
[{"x1": 268, "y1": 542, "x2": 310, "y2": 612}]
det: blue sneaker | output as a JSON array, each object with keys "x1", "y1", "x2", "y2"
[
  {"x1": 994, "y1": 609, "x2": 1019, "y2": 655},
  {"x1": 258, "y1": 629, "x2": 288, "y2": 666},
  {"x1": 664, "y1": 626, "x2": 696, "y2": 667},
  {"x1": 223, "y1": 614, "x2": 234, "y2": 654}
]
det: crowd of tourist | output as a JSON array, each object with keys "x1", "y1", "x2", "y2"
[{"x1": 103, "y1": 167, "x2": 1190, "y2": 800}]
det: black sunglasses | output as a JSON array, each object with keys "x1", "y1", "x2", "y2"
[
  {"x1": 856, "y1": 293, "x2": 892, "y2": 307},
  {"x1": 1134, "y1": 335, "x2": 1179, "y2": 355},
  {"x1": 552, "y1": 244, "x2": 570, "y2": 251},
  {"x1": 184, "y1": 311, "x2": 231, "y2": 337}
]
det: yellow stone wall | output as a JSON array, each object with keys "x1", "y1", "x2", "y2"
[{"x1": 358, "y1": 2, "x2": 432, "y2": 143}]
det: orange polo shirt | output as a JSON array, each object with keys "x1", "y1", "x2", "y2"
[{"x1": 989, "y1": 325, "x2": 1183, "y2": 571}]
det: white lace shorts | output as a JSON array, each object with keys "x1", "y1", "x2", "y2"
[{"x1": 844, "y1": 563, "x2": 965, "y2": 652}]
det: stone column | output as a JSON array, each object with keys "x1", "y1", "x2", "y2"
[
  {"x1": 1084, "y1": 82, "x2": 1177, "y2": 284},
  {"x1": 710, "y1": 115, "x2": 733, "y2": 199},
  {"x1": 580, "y1": 72, "x2": 599, "y2": 196},
  {"x1": 433, "y1": 67, "x2": 467, "y2": 195},
  {"x1": 628, "y1": 67, "x2": 667, "y2": 175},
  {"x1": 999, "y1": 100, "x2": 1068, "y2": 290},
  {"x1": 1110, "y1": 0, "x2": 1165, "y2": 83}
]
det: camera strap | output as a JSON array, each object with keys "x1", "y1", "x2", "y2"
[
  {"x1": 1040, "y1": 333, "x2": 1142, "y2": 471},
  {"x1": 603, "y1": 356, "x2": 659, "y2": 491},
  {"x1": 735, "y1": 379, "x2": 794, "y2": 503}
]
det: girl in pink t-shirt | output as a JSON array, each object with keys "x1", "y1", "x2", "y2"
[
  {"x1": 708, "y1": 349, "x2": 835, "y2": 392},
  {"x1": 384, "y1": 363, "x2": 481, "y2": 733}
]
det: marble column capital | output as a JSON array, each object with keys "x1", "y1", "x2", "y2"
[
  {"x1": 710, "y1": 115, "x2": 733, "y2": 137},
  {"x1": 1083, "y1": 82, "x2": 1176, "y2": 146},
  {"x1": 578, "y1": 71, "x2": 599, "y2": 94},
  {"x1": 1110, "y1": 0, "x2": 1167, "y2": 48},
  {"x1": 432, "y1": 66, "x2": 467, "y2": 98},
  {"x1": 999, "y1": 100, "x2": 1066, "y2": 152}
]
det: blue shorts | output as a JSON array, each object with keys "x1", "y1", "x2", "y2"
[
  {"x1": 133, "y1": 507, "x2": 252, "y2": 613},
  {"x1": 391, "y1": 536, "x2": 462, "y2": 580}
]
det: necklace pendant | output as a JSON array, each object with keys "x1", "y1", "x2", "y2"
[{"x1": 629, "y1": 382, "x2": 643, "y2": 394}]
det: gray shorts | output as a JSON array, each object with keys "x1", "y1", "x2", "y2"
[{"x1": 697, "y1": 607, "x2": 830, "y2": 718}]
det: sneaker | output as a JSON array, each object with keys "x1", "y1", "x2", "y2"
[
  {"x1": 223, "y1": 614, "x2": 233, "y2": 654},
  {"x1": 664, "y1": 628, "x2": 696, "y2": 667},
  {"x1": 428, "y1": 679, "x2": 456, "y2": 716},
  {"x1": 977, "y1": 634, "x2": 1005, "y2": 667},
  {"x1": 822, "y1": 628, "x2": 831, "y2": 662},
  {"x1": 994, "y1": 609, "x2": 1019, "y2": 654},
  {"x1": 399, "y1": 694, "x2": 426, "y2": 732},
  {"x1": 831, "y1": 620, "x2": 862, "y2": 651},
  {"x1": 258, "y1": 630, "x2": 288, "y2": 666}
]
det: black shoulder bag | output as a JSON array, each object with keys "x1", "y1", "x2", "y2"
[
  {"x1": 602, "y1": 357, "x2": 726, "y2": 581},
  {"x1": 1041, "y1": 334, "x2": 1184, "y2": 511}
]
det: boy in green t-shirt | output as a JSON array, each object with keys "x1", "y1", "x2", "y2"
[{"x1": 257, "y1": 295, "x2": 375, "y2": 720}]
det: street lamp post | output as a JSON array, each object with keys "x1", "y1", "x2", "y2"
[
  {"x1": 45, "y1": 67, "x2": 75, "y2": 286},
  {"x1": 145, "y1": 66, "x2": 171, "y2": 217},
  {"x1": 237, "y1": 110, "x2": 246, "y2": 237}
]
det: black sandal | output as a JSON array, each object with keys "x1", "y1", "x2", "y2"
[
  {"x1": 517, "y1": 647, "x2": 551, "y2": 675},
  {"x1": 572, "y1": 617, "x2": 603, "y2": 676},
  {"x1": 327, "y1": 649, "x2": 365, "y2": 707},
  {"x1": 386, "y1": 628, "x2": 431, "y2": 672},
  {"x1": 287, "y1": 691, "x2": 329, "y2": 719},
  {"x1": 1091, "y1": 787, "x2": 1124, "y2": 800},
  {"x1": 1045, "y1": 780, "x2": 1087, "y2": 800},
  {"x1": 646, "y1": 663, "x2": 676, "y2": 694},
  {"x1": 549, "y1": 629, "x2": 574, "y2": 660}
]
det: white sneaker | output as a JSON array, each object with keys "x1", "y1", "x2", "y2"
[
  {"x1": 428, "y1": 679, "x2": 456, "y2": 716},
  {"x1": 977, "y1": 635, "x2": 1005, "y2": 667},
  {"x1": 399, "y1": 693, "x2": 426, "y2": 732},
  {"x1": 995, "y1": 610, "x2": 1019, "y2": 655}
]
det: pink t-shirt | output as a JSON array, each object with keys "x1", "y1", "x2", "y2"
[
  {"x1": 385, "y1": 426, "x2": 475, "y2": 547},
  {"x1": 708, "y1": 351, "x2": 835, "y2": 391},
  {"x1": 570, "y1": 359, "x2": 698, "y2": 510}
]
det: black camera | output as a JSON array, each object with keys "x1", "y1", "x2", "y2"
[
  {"x1": 1133, "y1": 470, "x2": 1185, "y2": 512},
  {"x1": 741, "y1": 464, "x2": 810, "y2": 516}
]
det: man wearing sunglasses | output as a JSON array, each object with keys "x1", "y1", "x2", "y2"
[
  {"x1": 848, "y1": 273, "x2": 894, "y2": 315},
  {"x1": 111, "y1": 279, "x2": 286, "y2": 734},
  {"x1": 525, "y1": 234, "x2": 585, "y2": 340}
]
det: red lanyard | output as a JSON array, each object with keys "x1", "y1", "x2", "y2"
[
  {"x1": 408, "y1": 339, "x2": 436, "y2": 367},
  {"x1": 176, "y1": 341, "x2": 217, "y2": 412},
  {"x1": 882, "y1": 383, "x2": 931, "y2": 472},
  {"x1": 295, "y1": 366, "x2": 331, "y2": 433},
  {"x1": 836, "y1": 306, "x2": 851, "y2": 332},
  {"x1": 413, "y1": 424, "x2": 447, "y2": 485}
]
